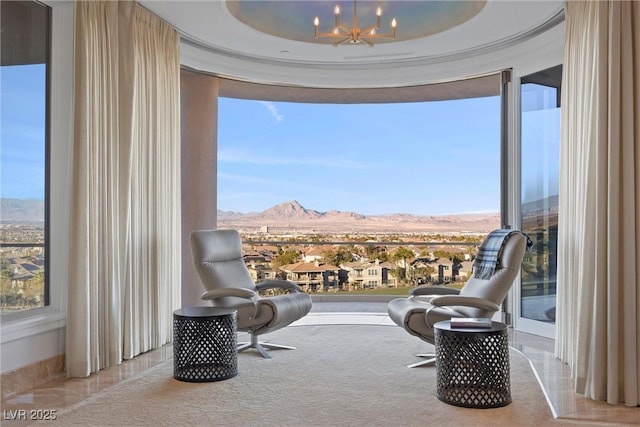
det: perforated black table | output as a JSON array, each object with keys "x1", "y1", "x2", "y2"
[
  {"x1": 173, "y1": 307, "x2": 238, "y2": 382},
  {"x1": 434, "y1": 320, "x2": 511, "y2": 408}
]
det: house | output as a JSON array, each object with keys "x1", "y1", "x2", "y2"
[
  {"x1": 245, "y1": 262, "x2": 278, "y2": 284},
  {"x1": 341, "y1": 260, "x2": 391, "y2": 291},
  {"x1": 278, "y1": 261, "x2": 340, "y2": 293},
  {"x1": 300, "y1": 246, "x2": 327, "y2": 263}
]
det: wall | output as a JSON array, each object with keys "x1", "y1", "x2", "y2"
[{"x1": 180, "y1": 70, "x2": 219, "y2": 308}]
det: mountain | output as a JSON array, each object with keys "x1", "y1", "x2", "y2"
[
  {"x1": 0, "y1": 198, "x2": 44, "y2": 222},
  {"x1": 218, "y1": 200, "x2": 501, "y2": 234},
  {"x1": 0, "y1": 197, "x2": 501, "y2": 233},
  {"x1": 259, "y1": 200, "x2": 322, "y2": 219}
]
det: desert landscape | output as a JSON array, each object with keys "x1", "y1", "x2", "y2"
[{"x1": 218, "y1": 200, "x2": 501, "y2": 235}]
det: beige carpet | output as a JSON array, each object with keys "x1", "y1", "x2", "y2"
[{"x1": 44, "y1": 325, "x2": 574, "y2": 427}]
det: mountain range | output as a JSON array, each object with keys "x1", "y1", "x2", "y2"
[
  {"x1": 218, "y1": 200, "x2": 500, "y2": 234},
  {"x1": 0, "y1": 198, "x2": 502, "y2": 233},
  {"x1": 0, "y1": 198, "x2": 44, "y2": 222}
]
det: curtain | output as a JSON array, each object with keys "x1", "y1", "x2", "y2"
[
  {"x1": 557, "y1": 0, "x2": 639, "y2": 406},
  {"x1": 67, "y1": 1, "x2": 181, "y2": 377}
]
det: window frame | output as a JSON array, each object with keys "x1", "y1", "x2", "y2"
[
  {"x1": 0, "y1": 0, "x2": 51, "y2": 315},
  {"x1": 1, "y1": 0, "x2": 72, "y2": 355}
]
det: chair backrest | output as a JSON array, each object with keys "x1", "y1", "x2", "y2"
[
  {"x1": 455, "y1": 232, "x2": 528, "y2": 318},
  {"x1": 190, "y1": 229, "x2": 257, "y2": 302}
]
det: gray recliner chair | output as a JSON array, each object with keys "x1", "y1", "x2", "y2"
[
  {"x1": 387, "y1": 229, "x2": 529, "y2": 367},
  {"x1": 190, "y1": 229, "x2": 313, "y2": 358}
]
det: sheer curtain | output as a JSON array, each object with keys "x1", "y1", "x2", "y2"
[
  {"x1": 557, "y1": 1, "x2": 639, "y2": 405},
  {"x1": 67, "y1": 1, "x2": 181, "y2": 378}
]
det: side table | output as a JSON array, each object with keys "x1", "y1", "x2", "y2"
[
  {"x1": 434, "y1": 320, "x2": 511, "y2": 408},
  {"x1": 173, "y1": 307, "x2": 238, "y2": 382}
]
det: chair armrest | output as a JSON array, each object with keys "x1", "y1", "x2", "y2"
[
  {"x1": 200, "y1": 288, "x2": 260, "y2": 319},
  {"x1": 410, "y1": 285, "x2": 460, "y2": 297},
  {"x1": 256, "y1": 279, "x2": 303, "y2": 293},
  {"x1": 428, "y1": 295, "x2": 499, "y2": 312},
  {"x1": 200, "y1": 288, "x2": 257, "y2": 300}
]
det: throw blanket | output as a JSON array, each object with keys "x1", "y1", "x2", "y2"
[{"x1": 472, "y1": 229, "x2": 532, "y2": 280}]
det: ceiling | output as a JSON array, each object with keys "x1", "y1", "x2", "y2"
[{"x1": 141, "y1": 1, "x2": 565, "y2": 92}]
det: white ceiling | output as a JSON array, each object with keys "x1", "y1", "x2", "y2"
[{"x1": 141, "y1": 0, "x2": 565, "y2": 89}]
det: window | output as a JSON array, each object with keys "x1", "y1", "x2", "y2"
[
  {"x1": 520, "y1": 65, "x2": 561, "y2": 324},
  {"x1": 0, "y1": 1, "x2": 51, "y2": 313},
  {"x1": 217, "y1": 75, "x2": 503, "y2": 294}
]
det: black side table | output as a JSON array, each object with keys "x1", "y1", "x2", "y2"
[
  {"x1": 434, "y1": 320, "x2": 511, "y2": 408},
  {"x1": 173, "y1": 307, "x2": 238, "y2": 382}
]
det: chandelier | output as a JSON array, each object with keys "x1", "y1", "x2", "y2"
[{"x1": 313, "y1": 1, "x2": 397, "y2": 47}]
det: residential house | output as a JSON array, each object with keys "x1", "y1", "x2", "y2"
[
  {"x1": 342, "y1": 260, "x2": 390, "y2": 291},
  {"x1": 279, "y1": 261, "x2": 340, "y2": 293}
]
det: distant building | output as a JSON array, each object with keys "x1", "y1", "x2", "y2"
[
  {"x1": 341, "y1": 260, "x2": 394, "y2": 290},
  {"x1": 279, "y1": 261, "x2": 339, "y2": 292},
  {"x1": 301, "y1": 246, "x2": 326, "y2": 263}
]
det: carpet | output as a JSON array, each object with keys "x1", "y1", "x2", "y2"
[{"x1": 43, "y1": 325, "x2": 573, "y2": 427}]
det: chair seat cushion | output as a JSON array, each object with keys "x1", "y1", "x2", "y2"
[
  {"x1": 387, "y1": 298, "x2": 462, "y2": 344},
  {"x1": 234, "y1": 292, "x2": 312, "y2": 336}
]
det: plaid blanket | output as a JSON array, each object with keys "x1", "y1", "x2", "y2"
[{"x1": 472, "y1": 229, "x2": 532, "y2": 280}]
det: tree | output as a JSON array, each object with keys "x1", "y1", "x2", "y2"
[
  {"x1": 321, "y1": 247, "x2": 353, "y2": 266},
  {"x1": 413, "y1": 265, "x2": 436, "y2": 284},
  {"x1": 389, "y1": 267, "x2": 405, "y2": 282},
  {"x1": 392, "y1": 247, "x2": 414, "y2": 268},
  {"x1": 392, "y1": 247, "x2": 415, "y2": 284},
  {"x1": 272, "y1": 249, "x2": 300, "y2": 269},
  {"x1": 364, "y1": 245, "x2": 388, "y2": 262},
  {"x1": 0, "y1": 270, "x2": 13, "y2": 308}
]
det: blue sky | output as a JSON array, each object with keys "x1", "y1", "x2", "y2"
[
  {"x1": 1, "y1": 64, "x2": 46, "y2": 200},
  {"x1": 218, "y1": 96, "x2": 501, "y2": 216},
  {"x1": 1, "y1": 63, "x2": 505, "y2": 216}
]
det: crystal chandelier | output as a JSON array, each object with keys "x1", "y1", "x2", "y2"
[{"x1": 313, "y1": 1, "x2": 397, "y2": 47}]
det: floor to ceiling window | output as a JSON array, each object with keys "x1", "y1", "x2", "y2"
[
  {"x1": 216, "y1": 92, "x2": 502, "y2": 293},
  {"x1": 0, "y1": 1, "x2": 51, "y2": 314},
  {"x1": 518, "y1": 65, "x2": 561, "y2": 334}
]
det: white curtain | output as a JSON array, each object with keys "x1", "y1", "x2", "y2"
[
  {"x1": 67, "y1": 0, "x2": 181, "y2": 377},
  {"x1": 557, "y1": 0, "x2": 639, "y2": 406}
]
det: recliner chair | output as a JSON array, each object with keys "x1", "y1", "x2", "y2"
[
  {"x1": 387, "y1": 229, "x2": 529, "y2": 367},
  {"x1": 190, "y1": 229, "x2": 313, "y2": 358}
]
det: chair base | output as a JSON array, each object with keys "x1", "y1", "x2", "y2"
[
  {"x1": 237, "y1": 334, "x2": 296, "y2": 359},
  {"x1": 407, "y1": 353, "x2": 436, "y2": 368}
]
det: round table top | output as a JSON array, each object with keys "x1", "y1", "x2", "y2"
[
  {"x1": 173, "y1": 307, "x2": 236, "y2": 318},
  {"x1": 434, "y1": 320, "x2": 507, "y2": 333}
]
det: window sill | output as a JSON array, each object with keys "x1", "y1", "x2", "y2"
[{"x1": 0, "y1": 307, "x2": 66, "y2": 345}]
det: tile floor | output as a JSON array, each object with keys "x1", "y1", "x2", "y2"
[{"x1": 1, "y1": 303, "x2": 638, "y2": 426}]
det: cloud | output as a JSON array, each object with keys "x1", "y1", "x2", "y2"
[
  {"x1": 258, "y1": 101, "x2": 284, "y2": 123},
  {"x1": 218, "y1": 147, "x2": 365, "y2": 169}
]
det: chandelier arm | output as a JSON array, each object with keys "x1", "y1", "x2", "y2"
[
  {"x1": 335, "y1": 24, "x2": 351, "y2": 34},
  {"x1": 316, "y1": 31, "x2": 344, "y2": 38},
  {"x1": 359, "y1": 23, "x2": 380, "y2": 34},
  {"x1": 333, "y1": 37, "x2": 351, "y2": 46}
]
